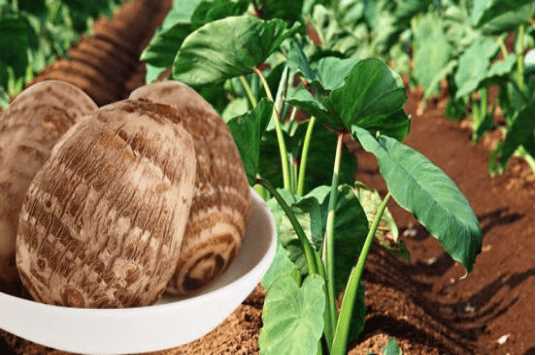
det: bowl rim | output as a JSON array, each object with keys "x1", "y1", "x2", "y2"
[{"x1": 0, "y1": 187, "x2": 276, "y2": 315}]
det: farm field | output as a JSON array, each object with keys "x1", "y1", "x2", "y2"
[{"x1": 0, "y1": 0, "x2": 533, "y2": 354}]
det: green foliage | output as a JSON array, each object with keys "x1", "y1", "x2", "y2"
[
  {"x1": 172, "y1": 16, "x2": 300, "y2": 85},
  {"x1": 288, "y1": 58, "x2": 410, "y2": 139},
  {"x1": 353, "y1": 127, "x2": 482, "y2": 271},
  {"x1": 227, "y1": 99, "x2": 273, "y2": 184},
  {"x1": 412, "y1": 13, "x2": 452, "y2": 97},
  {"x1": 454, "y1": 37, "x2": 499, "y2": 98},
  {"x1": 0, "y1": 0, "x2": 120, "y2": 95},
  {"x1": 259, "y1": 275, "x2": 326, "y2": 355},
  {"x1": 140, "y1": 1, "x2": 488, "y2": 353}
]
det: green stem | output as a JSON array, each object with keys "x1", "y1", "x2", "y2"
[
  {"x1": 254, "y1": 67, "x2": 291, "y2": 191},
  {"x1": 315, "y1": 250, "x2": 334, "y2": 349},
  {"x1": 515, "y1": 25, "x2": 526, "y2": 91},
  {"x1": 239, "y1": 75, "x2": 257, "y2": 108},
  {"x1": 297, "y1": 116, "x2": 317, "y2": 196},
  {"x1": 258, "y1": 178, "x2": 317, "y2": 275},
  {"x1": 323, "y1": 133, "x2": 344, "y2": 340},
  {"x1": 332, "y1": 192, "x2": 391, "y2": 355},
  {"x1": 480, "y1": 88, "x2": 487, "y2": 116}
]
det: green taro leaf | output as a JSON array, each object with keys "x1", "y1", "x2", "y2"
[
  {"x1": 356, "y1": 109, "x2": 411, "y2": 142},
  {"x1": 142, "y1": 0, "x2": 248, "y2": 69},
  {"x1": 141, "y1": 22, "x2": 192, "y2": 67},
  {"x1": 383, "y1": 338, "x2": 402, "y2": 355},
  {"x1": 480, "y1": 3, "x2": 533, "y2": 35},
  {"x1": 262, "y1": 243, "x2": 300, "y2": 289},
  {"x1": 172, "y1": 16, "x2": 300, "y2": 85},
  {"x1": 287, "y1": 40, "x2": 317, "y2": 84},
  {"x1": 222, "y1": 97, "x2": 249, "y2": 122},
  {"x1": 227, "y1": 99, "x2": 273, "y2": 184},
  {"x1": 486, "y1": 54, "x2": 516, "y2": 78},
  {"x1": 259, "y1": 274, "x2": 325, "y2": 355},
  {"x1": 267, "y1": 191, "x2": 310, "y2": 274},
  {"x1": 190, "y1": 0, "x2": 249, "y2": 27},
  {"x1": 352, "y1": 127, "x2": 482, "y2": 271},
  {"x1": 413, "y1": 14, "x2": 452, "y2": 97},
  {"x1": 471, "y1": 0, "x2": 533, "y2": 34},
  {"x1": 286, "y1": 86, "x2": 330, "y2": 120},
  {"x1": 329, "y1": 58, "x2": 407, "y2": 130},
  {"x1": 315, "y1": 56, "x2": 359, "y2": 91},
  {"x1": 454, "y1": 37, "x2": 499, "y2": 99},
  {"x1": 0, "y1": 15, "x2": 32, "y2": 81}
]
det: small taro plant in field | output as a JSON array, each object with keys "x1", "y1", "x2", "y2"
[
  {"x1": 142, "y1": 1, "x2": 483, "y2": 354},
  {"x1": 0, "y1": 0, "x2": 122, "y2": 104},
  {"x1": 337, "y1": 0, "x2": 535, "y2": 174}
]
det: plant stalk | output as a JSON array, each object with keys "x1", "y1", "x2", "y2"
[
  {"x1": 313, "y1": 249, "x2": 334, "y2": 349},
  {"x1": 239, "y1": 75, "x2": 258, "y2": 108},
  {"x1": 254, "y1": 67, "x2": 292, "y2": 191},
  {"x1": 257, "y1": 178, "x2": 317, "y2": 275},
  {"x1": 515, "y1": 25, "x2": 526, "y2": 91},
  {"x1": 297, "y1": 116, "x2": 317, "y2": 196},
  {"x1": 332, "y1": 192, "x2": 391, "y2": 355},
  {"x1": 323, "y1": 133, "x2": 344, "y2": 340}
]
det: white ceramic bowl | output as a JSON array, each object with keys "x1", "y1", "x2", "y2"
[{"x1": 0, "y1": 189, "x2": 276, "y2": 354}]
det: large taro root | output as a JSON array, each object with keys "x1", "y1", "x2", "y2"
[
  {"x1": 16, "y1": 100, "x2": 196, "y2": 307},
  {"x1": 130, "y1": 81, "x2": 250, "y2": 296},
  {"x1": 0, "y1": 81, "x2": 97, "y2": 293}
]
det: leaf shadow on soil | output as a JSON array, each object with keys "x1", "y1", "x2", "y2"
[{"x1": 363, "y1": 246, "x2": 534, "y2": 354}]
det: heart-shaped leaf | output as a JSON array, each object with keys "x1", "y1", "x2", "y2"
[
  {"x1": 142, "y1": 0, "x2": 248, "y2": 69},
  {"x1": 172, "y1": 16, "x2": 300, "y2": 85},
  {"x1": 259, "y1": 274, "x2": 325, "y2": 355},
  {"x1": 329, "y1": 58, "x2": 407, "y2": 129},
  {"x1": 287, "y1": 58, "x2": 409, "y2": 138},
  {"x1": 352, "y1": 127, "x2": 482, "y2": 271},
  {"x1": 262, "y1": 243, "x2": 301, "y2": 290},
  {"x1": 227, "y1": 99, "x2": 273, "y2": 184}
]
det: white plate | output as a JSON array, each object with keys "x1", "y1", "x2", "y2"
[{"x1": 0, "y1": 189, "x2": 276, "y2": 354}]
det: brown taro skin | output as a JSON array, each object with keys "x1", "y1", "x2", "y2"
[
  {"x1": 130, "y1": 81, "x2": 251, "y2": 296},
  {"x1": 16, "y1": 100, "x2": 197, "y2": 308},
  {"x1": 0, "y1": 81, "x2": 97, "y2": 293}
]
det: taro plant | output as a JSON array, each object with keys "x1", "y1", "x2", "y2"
[
  {"x1": 0, "y1": 0, "x2": 121, "y2": 103},
  {"x1": 142, "y1": 1, "x2": 483, "y2": 354},
  {"x1": 346, "y1": 0, "x2": 535, "y2": 174}
]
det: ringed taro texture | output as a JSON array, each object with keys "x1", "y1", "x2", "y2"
[
  {"x1": 0, "y1": 81, "x2": 97, "y2": 292},
  {"x1": 130, "y1": 81, "x2": 250, "y2": 296},
  {"x1": 16, "y1": 100, "x2": 197, "y2": 307}
]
